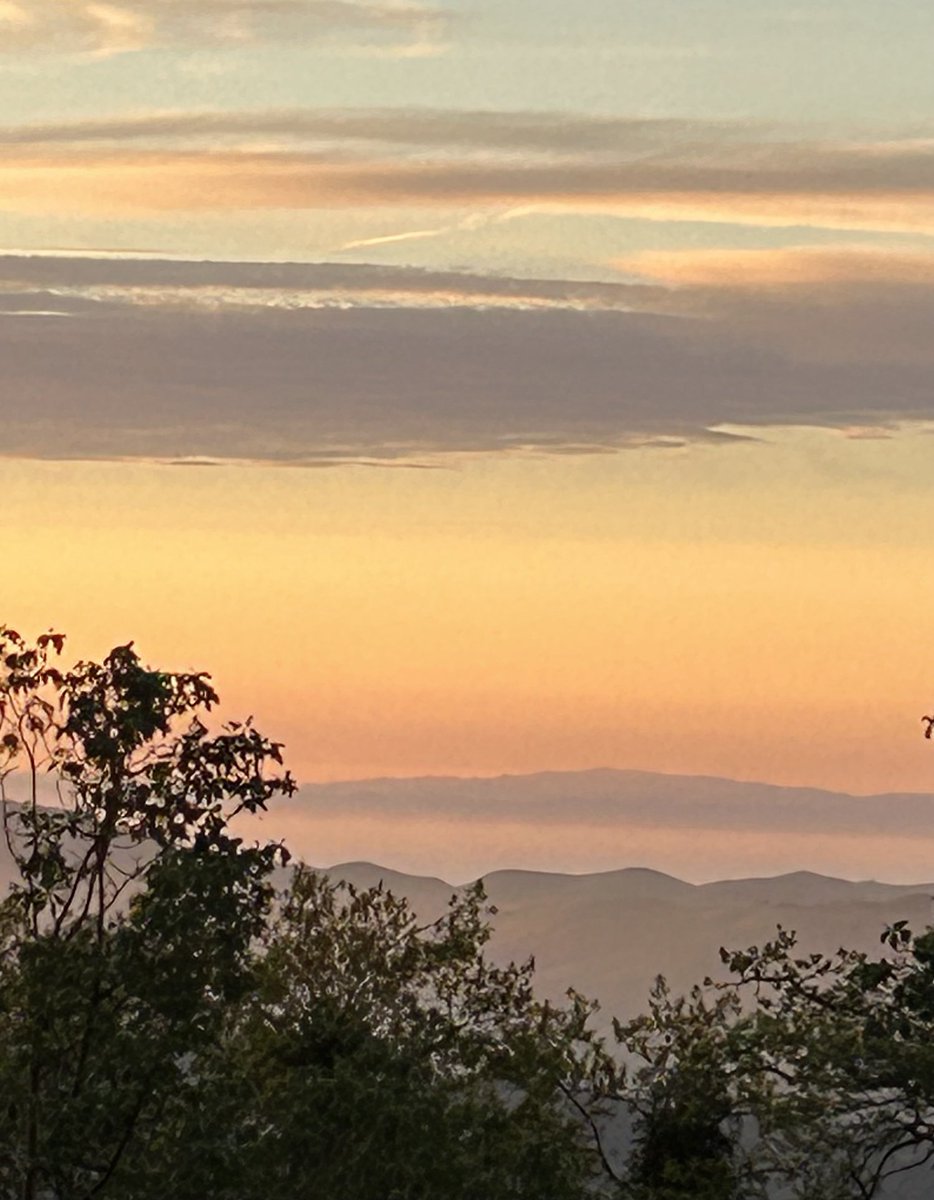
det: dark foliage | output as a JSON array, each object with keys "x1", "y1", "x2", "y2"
[{"x1": 0, "y1": 629, "x2": 616, "y2": 1200}]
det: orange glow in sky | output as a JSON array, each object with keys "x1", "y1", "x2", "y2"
[{"x1": 4, "y1": 431, "x2": 933, "y2": 801}]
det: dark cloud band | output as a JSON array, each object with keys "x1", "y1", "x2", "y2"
[{"x1": 1, "y1": 253, "x2": 933, "y2": 464}]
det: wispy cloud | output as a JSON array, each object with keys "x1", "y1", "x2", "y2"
[
  {"x1": 335, "y1": 210, "x2": 511, "y2": 254},
  {"x1": 1, "y1": 110, "x2": 934, "y2": 234},
  {"x1": 0, "y1": 253, "x2": 654, "y2": 308},
  {"x1": 337, "y1": 228, "x2": 446, "y2": 251},
  {"x1": 0, "y1": 108, "x2": 721, "y2": 154},
  {"x1": 0, "y1": 0, "x2": 448, "y2": 57}
]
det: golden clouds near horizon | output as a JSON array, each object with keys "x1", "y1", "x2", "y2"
[{"x1": 616, "y1": 244, "x2": 934, "y2": 288}]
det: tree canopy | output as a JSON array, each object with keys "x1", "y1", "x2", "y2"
[
  {"x1": 613, "y1": 907, "x2": 934, "y2": 1198},
  {"x1": 0, "y1": 628, "x2": 617, "y2": 1199}
]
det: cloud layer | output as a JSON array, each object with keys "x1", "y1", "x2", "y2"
[
  {"x1": 2, "y1": 249, "x2": 934, "y2": 463},
  {"x1": 3, "y1": 113, "x2": 934, "y2": 462},
  {"x1": 2, "y1": 108, "x2": 934, "y2": 233}
]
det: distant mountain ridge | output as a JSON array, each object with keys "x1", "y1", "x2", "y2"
[
  {"x1": 295, "y1": 767, "x2": 934, "y2": 837},
  {"x1": 326, "y1": 859, "x2": 934, "y2": 902},
  {"x1": 314, "y1": 860, "x2": 934, "y2": 1033}
]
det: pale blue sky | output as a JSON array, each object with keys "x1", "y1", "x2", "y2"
[
  {"x1": 1, "y1": 0, "x2": 933, "y2": 270},
  {"x1": 4, "y1": 0, "x2": 934, "y2": 127}
]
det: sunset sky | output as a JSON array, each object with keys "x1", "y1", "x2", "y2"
[{"x1": 4, "y1": 1, "x2": 934, "y2": 877}]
